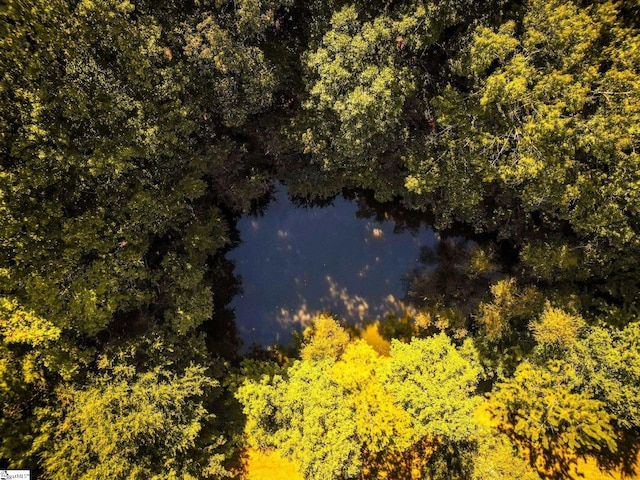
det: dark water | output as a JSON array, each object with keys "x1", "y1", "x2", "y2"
[{"x1": 228, "y1": 185, "x2": 438, "y2": 348}]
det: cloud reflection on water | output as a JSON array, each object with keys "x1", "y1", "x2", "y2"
[{"x1": 274, "y1": 276, "x2": 411, "y2": 333}]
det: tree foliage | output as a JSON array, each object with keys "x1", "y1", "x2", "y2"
[
  {"x1": 488, "y1": 360, "x2": 617, "y2": 478},
  {"x1": 567, "y1": 322, "x2": 640, "y2": 431},
  {"x1": 41, "y1": 363, "x2": 228, "y2": 480},
  {"x1": 419, "y1": 0, "x2": 640, "y2": 276},
  {"x1": 0, "y1": 0, "x2": 289, "y2": 472},
  {"x1": 237, "y1": 317, "x2": 483, "y2": 479},
  {"x1": 2, "y1": 0, "x2": 640, "y2": 477}
]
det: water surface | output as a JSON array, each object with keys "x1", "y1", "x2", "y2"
[{"x1": 228, "y1": 186, "x2": 438, "y2": 348}]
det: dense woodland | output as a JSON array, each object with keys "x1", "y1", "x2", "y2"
[{"x1": 1, "y1": 0, "x2": 640, "y2": 478}]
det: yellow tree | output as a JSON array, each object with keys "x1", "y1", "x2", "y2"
[
  {"x1": 237, "y1": 317, "x2": 484, "y2": 479},
  {"x1": 488, "y1": 360, "x2": 617, "y2": 479}
]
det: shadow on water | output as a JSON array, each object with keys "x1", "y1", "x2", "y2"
[{"x1": 201, "y1": 251, "x2": 244, "y2": 359}]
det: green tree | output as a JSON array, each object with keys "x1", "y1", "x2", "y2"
[
  {"x1": 0, "y1": 0, "x2": 290, "y2": 469},
  {"x1": 0, "y1": 0, "x2": 283, "y2": 343},
  {"x1": 567, "y1": 322, "x2": 640, "y2": 432},
  {"x1": 40, "y1": 363, "x2": 228, "y2": 479},
  {"x1": 530, "y1": 303, "x2": 585, "y2": 353},
  {"x1": 284, "y1": 0, "x2": 505, "y2": 201},
  {"x1": 382, "y1": 334, "x2": 482, "y2": 446},
  {"x1": 300, "y1": 313, "x2": 350, "y2": 361},
  {"x1": 488, "y1": 360, "x2": 617, "y2": 478},
  {"x1": 413, "y1": 0, "x2": 640, "y2": 283},
  {"x1": 471, "y1": 431, "x2": 541, "y2": 480},
  {"x1": 238, "y1": 358, "x2": 361, "y2": 480}
]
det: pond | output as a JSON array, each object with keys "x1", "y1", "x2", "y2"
[{"x1": 227, "y1": 185, "x2": 439, "y2": 349}]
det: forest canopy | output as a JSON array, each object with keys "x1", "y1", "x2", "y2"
[{"x1": 1, "y1": 0, "x2": 640, "y2": 478}]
